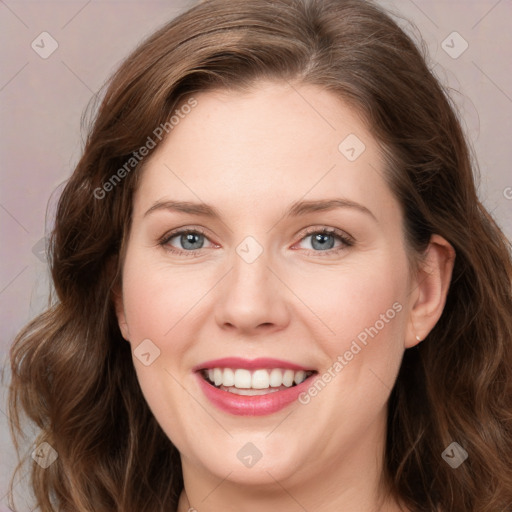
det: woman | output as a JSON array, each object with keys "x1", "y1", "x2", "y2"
[{"x1": 8, "y1": 0, "x2": 512, "y2": 511}]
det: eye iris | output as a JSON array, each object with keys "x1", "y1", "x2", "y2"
[
  {"x1": 182, "y1": 232, "x2": 204, "y2": 250},
  {"x1": 311, "y1": 232, "x2": 335, "y2": 250},
  {"x1": 174, "y1": 231, "x2": 339, "y2": 251}
]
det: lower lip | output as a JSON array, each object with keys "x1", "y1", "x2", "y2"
[{"x1": 195, "y1": 372, "x2": 316, "y2": 416}]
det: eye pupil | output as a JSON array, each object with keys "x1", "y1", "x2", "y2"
[
  {"x1": 182, "y1": 232, "x2": 204, "y2": 250},
  {"x1": 165, "y1": 228, "x2": 348, "y2": 255},
  {"x1": 311, "y1": 232, "x2": 335, "y2": 250}
]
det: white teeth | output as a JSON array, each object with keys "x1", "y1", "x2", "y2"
[
  {"x1": 269, "y1": 368, "x2": 283, "y2": 387},
  {"x1": 252, "y1": 369, "x2": 270, "y2": 389},
  {"x1": 282, "y1": 369, "x2": 295, "y2": 387},
  {"x1": 214, "y1": 368, "x2": 223, "y2": 387},
  {"x1": 203, "y1": 367, "x2": 313, "y2": 389},
  {"x1": 294, "y1": 370, "x2": 306, "y2": 385},
  {"x1": 226, "y1": 387, "x2": 282, "y2": 395},
  {"x1": 223, "y1": 368, "x2": 235, "y2": 387},
  {"x1": 234, "y1": 369, "x2": 252, "y2": 389}
]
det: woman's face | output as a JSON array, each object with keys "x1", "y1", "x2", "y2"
[{"x1": 116, "y1": 81, "x2": 424, "y2": 495}]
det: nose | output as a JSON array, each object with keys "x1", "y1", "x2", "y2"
[{"x1": 214, "y1": 243, "x2": 290, "y2": 335}]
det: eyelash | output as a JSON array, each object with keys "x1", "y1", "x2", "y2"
[{"x1": 158, "y1": 226, "x2": 354, "y2": 258}]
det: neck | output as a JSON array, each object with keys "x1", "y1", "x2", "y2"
[{"x1": 177, "y1": 480, "x2": 404, "y2": 512}]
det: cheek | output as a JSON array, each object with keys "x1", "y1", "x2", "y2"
[
  {"x1": 294, "y1": 253, "x2": 409, "y2": 415},
  {"x1": 120, "y1": 256, "x2": 202, "y2": 445},
  {"x1": 293, "y1": 260, "x2": 407, "y2": 433},
  {"x1": 294, "y1": 256, "x2": 407, "y2": 352},
  {"x1": 121, "y1": 256, "x2": 205, "y2": 343}
]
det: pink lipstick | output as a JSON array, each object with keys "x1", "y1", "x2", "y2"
[{"x1": 193, "y1": 357, "x2": 318, "y2": 416}]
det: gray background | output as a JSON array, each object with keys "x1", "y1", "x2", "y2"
[{"x1": 1, "y1": 0, "x2": 511, "y2": 508}]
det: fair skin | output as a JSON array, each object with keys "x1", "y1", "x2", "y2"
[{"x1": 115, "y1": 81, "x2": 455, "y2": 512}]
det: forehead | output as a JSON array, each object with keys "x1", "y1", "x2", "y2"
[{"x1": 133, "y1": 81, "x2": 399, "y2": 225}]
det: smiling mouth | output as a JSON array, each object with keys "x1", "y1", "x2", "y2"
[{"x1": 200, "y1": 367, "x2": 317, "y2": 395}]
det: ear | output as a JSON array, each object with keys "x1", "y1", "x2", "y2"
[
  {"x1": 112, "y1": 286, "x2": 131, "y2": 342},
  {"x1": 405, "y1": 234, "x2": 456, "y2": 348}
]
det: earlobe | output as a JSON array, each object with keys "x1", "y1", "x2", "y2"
[
  {"x1": 405, "y1": 234, "x2": 456, "y2": 348},
  {"x1": 112, "y1": 288, "x2": 130, "y2": 341}
]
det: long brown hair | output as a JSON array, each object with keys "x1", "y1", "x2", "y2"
[{"x1": 8, "y1": 0, "x2": 512, "y2": 510}]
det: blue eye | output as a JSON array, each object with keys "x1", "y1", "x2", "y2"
[
  {"x1": 171, "y1": 231, "x2": 206, "y2": 250},
  {"x1": 160, "y1": 228, "x2": 213, "y2": 257},
  {"x1": 159, "y1": 226, "x2": 354, "y2": 257},
  {"x1": 295, "y1": 228, "x2": 354, "y2": 255}
]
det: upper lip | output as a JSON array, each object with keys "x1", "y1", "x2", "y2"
[{"x1": 192, "y1": 357, "x2": 316, "y2": 372}]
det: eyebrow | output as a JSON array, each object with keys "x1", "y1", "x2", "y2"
[{"x1": 144, "y1": 198, "x2": 377, "y2": 222}]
